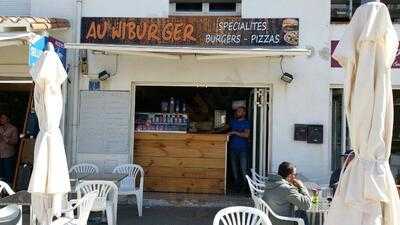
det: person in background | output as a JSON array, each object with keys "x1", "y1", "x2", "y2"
[
  {"x1": 263, "y1": 162, "x2": 311, "y2": 225},
  {"x1": 329, "y1": 150, "x2": 355, "y2": 195},
  {"x1": 228, "y1": 106, "x2": 250, "y2": 193},
  {"x1": 0, "y1": 114, "x2": 19, "y2": 184}
]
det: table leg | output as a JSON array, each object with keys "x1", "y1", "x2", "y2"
[
  {"x1": 311, "y1": 213, "x2": 316, "y2": 225},
  {"x1": 319, "y1": 212, "x2": 323, "y2": 225}
]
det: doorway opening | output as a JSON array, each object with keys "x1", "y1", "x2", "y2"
[
  {"x1": 133, "y1": 85, "x2": 270, "y2": 194},
  {"x1": 0, "y1": 83, "x2": 33, "y2": 188}
]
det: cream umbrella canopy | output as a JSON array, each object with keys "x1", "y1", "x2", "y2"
[
  {"x1": 27, "y1": 43, "x2": 71, "y2": 225},
  {"x1": 326, "y1": 2, "x2": 400, "y2": 225}
]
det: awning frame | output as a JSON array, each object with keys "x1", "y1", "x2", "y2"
[
  {"x1": 0, "y1": 32, "x2": 36, "y2": 47},
  {"x1": 65, "y1": 43, "x2": 312, "y2": 60}
]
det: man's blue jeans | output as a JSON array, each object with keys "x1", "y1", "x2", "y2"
[
  {"x1": 0, "y1": 156, "x2": 15, "y2": 184},
  {"x1": 230, "y1": 151, "x2": 248, "y2": 190}
]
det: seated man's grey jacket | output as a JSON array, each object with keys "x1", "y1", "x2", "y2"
[{"x1": 262, "y1": 174, "x2": 311, "y2": 225}]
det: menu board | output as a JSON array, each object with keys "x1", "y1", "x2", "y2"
[
  {"x1": 81, "y1": 16, "x2": 299, "y2": 47},
  {"x1": 77, "y1": 91, "x2": 131, "y2": 172}
]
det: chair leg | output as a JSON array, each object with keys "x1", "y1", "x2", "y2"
[
  {"x1": 106, "y1": 207, "x2": 114, "y2": 225},
  {"x1": 136, "y1": 192, "x2": 143, "y2": 217}
]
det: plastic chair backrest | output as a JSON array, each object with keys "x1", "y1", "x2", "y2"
[
  {"x1": 69, "y1": 163, "x2": 99, "y2": 176},
  {"x1": 253, "y1": 197, "x2": 305, "y2": 225},
  {"x1": 0, "y1": 181, "x2": 15, "y2": 196},
  {"x1": 245, "y1": 175, "x2": 265, "y2": 199},
  {"x1": 213, "y1": 206, "x2": 272, "y2": 225},
  {"x1": 112, "y1": 164, "x2": 144, "y2": 190},
  {"x1": 251, "y1": 169, "x2": 268, "y2": 183},
  {"x1": 77, "y1": 190, "x2": 98, "y2": 225},
  {"x1": 76, "y1": 181, "x2": 118, "y2": 211}
]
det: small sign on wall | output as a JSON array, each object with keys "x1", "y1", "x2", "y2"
[
  {"x1": 294, "y1": 124, "x2": 307, "y2": 141},
  {"x1": 307, "y1": 125, "x2": 323, "y2": 144},
  {"x1": 89, "y1": 79, "x2": 100, "y2": 91},
  {"x1": 294, "y1": 124, "x2": 323, "y2": 144}
]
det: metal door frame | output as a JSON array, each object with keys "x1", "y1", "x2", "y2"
[{"x1": 252, "y1": 87, "x2": 270, "y2": 176}]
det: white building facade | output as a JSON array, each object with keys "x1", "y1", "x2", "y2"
[{"x1": 2, "y1": 0, "x2": 400, "y2": 186}]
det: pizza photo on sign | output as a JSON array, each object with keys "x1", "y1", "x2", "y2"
[{"x1": 284, "y1": 31, "x2": 299, "y2": 45}]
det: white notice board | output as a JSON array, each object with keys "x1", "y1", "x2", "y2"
[{"x1": 77, "y1": 91, "x2": 131, "y2": 172}]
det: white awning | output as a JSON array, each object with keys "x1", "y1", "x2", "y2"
[
  {"x1": 0, "y1": 32, "x2": 35, "y2": 47},
  {"x1": 65, "y1": 43, "x2": 311, "y2": 60}
]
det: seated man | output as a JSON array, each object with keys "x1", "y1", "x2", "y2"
[{"x1": 263, "y1": 162, "x2": 311, "y2": 225}]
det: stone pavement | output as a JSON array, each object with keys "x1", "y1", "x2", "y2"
[
  {"x1": 21, "y1": 192, "x2": 252, "y2": 225},
  {"x1": 115, "y1": 205, "x2": 221, "y2": 225}
]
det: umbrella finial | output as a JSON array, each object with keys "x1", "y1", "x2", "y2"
[
  {"x1": 47, "y1": 42, "x2": 55, "y2": 52},
  {"x1": 361, "y1": 0, "x2": 380, "y2": 4}
]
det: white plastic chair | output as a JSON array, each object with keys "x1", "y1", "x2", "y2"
[
  {"x1": 69, "y1": 163, "x2": 99, "y2": 177},
  {"x1": 0, "y1": 181, "x2": 21, "y2": 225},
  {"x1": 254, "y1": 196, "x2": 305, "y2": 225},
  {"x1": 246, "y1": 175, "x2": 265, "y2": 200},
  {"x1": 251, "y1": 169, "x2": 268, "y2": 183},
  {"x1": 213, "y1": 206, "x2": 272, "y2": 225},
  {"x1": 51, "y1": 190, "x2": 98, "y2": 225},
  {"x1": 112, "y1": 164, "x2": 144, "y2": 217},
  {"x1": 76, "y1": 181, "x2": 118, "y2": 225}
]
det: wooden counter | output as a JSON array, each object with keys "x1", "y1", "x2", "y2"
[{"x1": 134, "y1": 132, "x2": 228, "y2": 194}]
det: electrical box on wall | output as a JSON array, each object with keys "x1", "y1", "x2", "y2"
[
  {"x1": 294, "y1": 124, "x2": 323, "y2": 144},
  {"x1": 294, "y1": 124, "x2": 308, "y2": 141},
  {"x1": 307, "y1": 125, "x2": 323, "y2": 144}
]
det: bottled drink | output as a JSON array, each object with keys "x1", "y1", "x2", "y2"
[
  {"x1": 182, "y1": 102, "x2": 186, "y2": 113},
  {"x1": 169, "y1": 97, "x2": 175, "y2": 113},
  {"x1": 311, "y1": 189, "x2": 319, "y2": 205},
  {"x1": 175, "y1": 100, "x2": 180, "y2": 113}
]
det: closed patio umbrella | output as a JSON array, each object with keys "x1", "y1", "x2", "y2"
[
  {"x1": 327, "y1": 2, "x2": 400, "y2": 225},
  {"x1": 27, "y1": 43, "x2": 71, "y2": 225}
]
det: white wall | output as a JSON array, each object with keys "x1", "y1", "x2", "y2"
[
  {"x1": 74, "y1": 0, "x2": 335, "y2": 184},
  {"x1": 85, "y1": 56, "x2": 331, "y2": 184},
  {"x1": 241, "y1": 0, "x2": 331, "y2": 183},
  {"x1": 82, "y1": 0, "x2": 169, "y2": 18},
  {"x1": 35, "y1": 0, "x2": 400, "y2": 184},
  {"x1": 0, "y1": 0, "x2": 31, "y2": 16}
]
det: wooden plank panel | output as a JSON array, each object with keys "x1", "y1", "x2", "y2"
[
  {"x1": 144, "y1": 177, "x2": 224, "y2": 194},
  {"x1": 135, "y1": 156, "x2": 225, "y2": 169},
  {"x1": 134, "y1": 140, "x2": 225, "y2": 159},
  {"x1": 144, "y1": 166, "x2": 225, "y2": 179}
]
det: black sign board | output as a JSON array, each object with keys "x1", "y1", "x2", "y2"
[{"x1": 80, "y1": 17, "x2": 299, "y2": 47}]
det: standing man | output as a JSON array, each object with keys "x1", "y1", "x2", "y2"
[
  {"x1": 0, "y1": 114, "x2": 19, "y2": 184},
  {"x1": 228, "y1": 106, "x2": 250, "y2": 193}
]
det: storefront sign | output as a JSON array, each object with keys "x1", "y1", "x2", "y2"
[
  {"x1": 29, "y1": 36, "x2": 67, "y2": 68},
  {"x1": 81, "y1": 17, "x2": 299, "y2": 47},
  {"x1": 331, "y1": 40, "x2": 400, "y2": 69}
]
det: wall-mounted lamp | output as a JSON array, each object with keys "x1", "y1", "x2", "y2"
[
  {"x1": 98, "y1": 70, "x2": 111, "y2": 81},
  {"x1": 281, "y1": 72, "x2": 294, "y2": 83},
  {"x1": 96, "y1": 54, "x2": 119, "y2": 81},
  {"x1": 280, "y1": 57, "x2": 294, "y2": 84}
]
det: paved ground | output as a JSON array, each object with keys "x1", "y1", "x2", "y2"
[
  {"x1": 21, "y1": 192, "x2": 252, "y2": 225},
  {"x1": 114, "y1": 205, "x2": 221, "y2": 225},
  {"x1": 22, "y1": 206, "x2": 222, "y2": 225}
]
